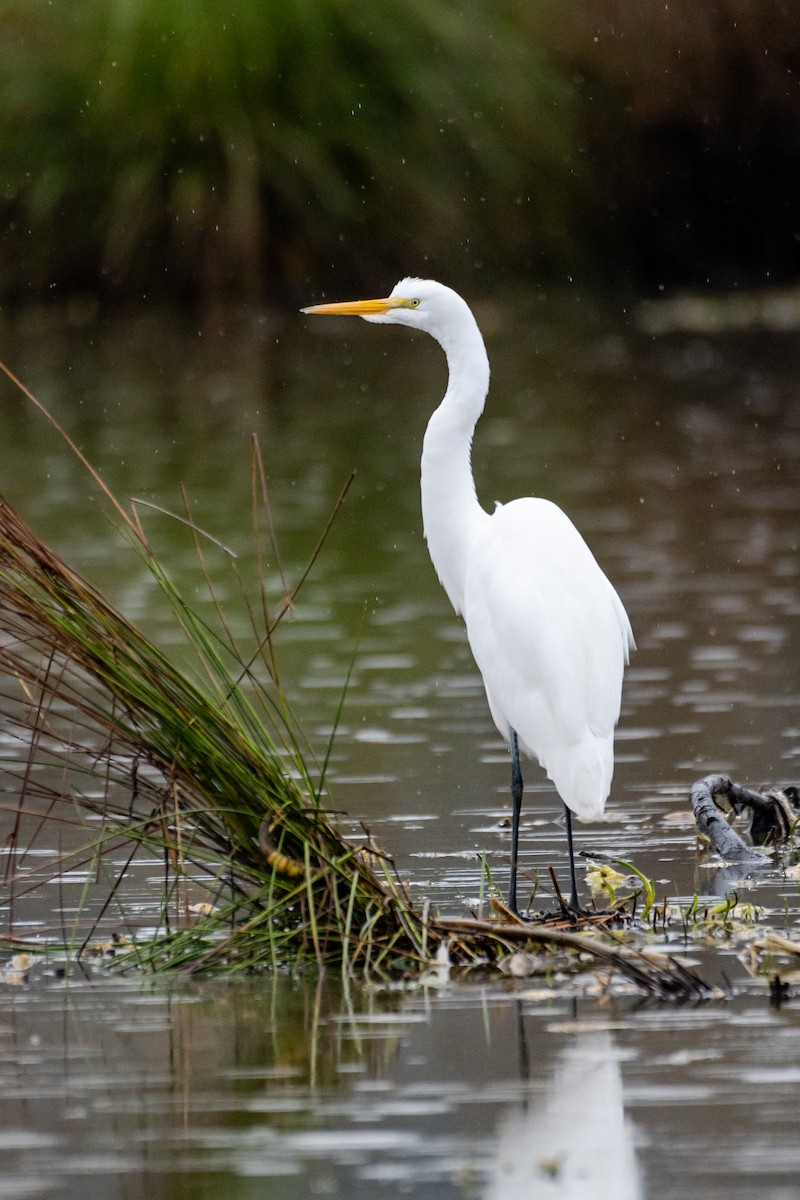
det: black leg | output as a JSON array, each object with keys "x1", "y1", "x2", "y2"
[
  {"x1": 509, "y1": 730, "x2": 523, "y2": 915},
  {"x1": 563, "y1": 802, "x2": 581, "y2": 910}
]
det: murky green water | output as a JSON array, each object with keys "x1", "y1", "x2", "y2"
[{"x1": 1, "y1": 292, "x2": 799, "y2": 1196}]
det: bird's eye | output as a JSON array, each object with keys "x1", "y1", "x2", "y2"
[{"x1": 408, "y1": 298, "x2": 420, "y2": 308}]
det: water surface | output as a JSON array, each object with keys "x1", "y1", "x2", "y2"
[{"x1": 0, "y1": 292, "x2": 799, "y2": 1196}]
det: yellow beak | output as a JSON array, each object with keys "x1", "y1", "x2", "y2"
[{"x1": 301, "y1": 296, "x2": 406, "y2": 317}]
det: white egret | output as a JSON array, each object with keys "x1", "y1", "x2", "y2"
[{"x1": 302, "y1": 279, "x2": 634, "y2": 913}]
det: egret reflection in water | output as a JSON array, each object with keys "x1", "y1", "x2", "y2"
[{"x1": 483, "y1": 1024, "x2": 642, "y2": 1200}]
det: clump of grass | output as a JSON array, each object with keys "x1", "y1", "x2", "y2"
[
  {"x1": 0, "y1": 359, "x2": 437, "y2": 972},
  {"x1": 0, "y1": 490, "x2": 429, "y2": 971},
  {"x1": 0, "y1": 361, "x2": 527, "y2": 978}
]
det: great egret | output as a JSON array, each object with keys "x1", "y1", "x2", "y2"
[{"x1": 303, "y1": 279, "x2": 634, "y2": 913}]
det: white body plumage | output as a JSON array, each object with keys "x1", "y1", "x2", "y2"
[{"x1": 463, "y1": 496, "x2": 631, "y2": 819}]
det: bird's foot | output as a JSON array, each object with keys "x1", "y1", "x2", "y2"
[
  {"x1": 560, "y1": 895, "x2": 592, "y2": 922},
  {"x1": 548, "y1": 867, "x2": 591, "y2": 923}
]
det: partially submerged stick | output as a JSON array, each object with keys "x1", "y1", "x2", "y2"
[
  {"x1": 437, "y1": 914, "x2": 715, "y2": 1000},
  {"x1": 691, "y1": 774, "x2": 798, "y2": 862}
]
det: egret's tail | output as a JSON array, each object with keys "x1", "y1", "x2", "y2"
[{"x1": 548, "y1": 736, "x2": 614, "y2": 821}]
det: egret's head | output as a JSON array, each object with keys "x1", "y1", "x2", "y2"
[{"x1": 302, "y1": 278, "x2": 473, "y2": 344}]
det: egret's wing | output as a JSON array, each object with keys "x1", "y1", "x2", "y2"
[{"x1": 463, "y1": 497, "x2": 633, "y2": 817}]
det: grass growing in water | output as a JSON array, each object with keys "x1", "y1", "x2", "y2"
[
  {"x1": 0, "y1": 494, "x2": 423, "y2": 973},
  {"x1": 0, "y1": 360, "x2": 441, "y2": 972}
]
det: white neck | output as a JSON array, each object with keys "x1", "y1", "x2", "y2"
[{"x1": 420, "y1": 314, "x2": 491, "y2": 615}]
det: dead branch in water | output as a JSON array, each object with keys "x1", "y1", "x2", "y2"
[
  {"x1": 691, "y1": 774, "x2": 799, "y2": 861},
  {"x1": 437, "y1": 915, "x2": 716, "y2": 1000}
]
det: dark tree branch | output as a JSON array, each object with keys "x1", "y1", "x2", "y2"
[{"x1": 690, "y1": 774, "x2": 799, "y2": 862}]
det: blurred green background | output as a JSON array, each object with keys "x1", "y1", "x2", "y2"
[{"x1": 2, "y1": 0, "x2": 800, "y2": 308}]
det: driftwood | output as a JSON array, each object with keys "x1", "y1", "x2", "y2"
[
  {"x1": 691, "y1": 774, "x2": 799, "y2": 862},
  {"x1": 437, "y1": 914, "x2": 715, "y2": 1000}
]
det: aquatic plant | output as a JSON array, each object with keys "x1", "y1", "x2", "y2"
[
  {"x1": 0, "y1": 474, "x2": 417, "y2": 972},
  {"x1": 0, "y1": 360, "x2": 430, "y2": 972}
]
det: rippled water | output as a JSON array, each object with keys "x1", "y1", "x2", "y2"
[
  {"x1": 0, "y1": 973, "x2": 799, "y2": 1198},
  {"x1": 1, "y1": 293, "x2": 799, "y2": 1196}
]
